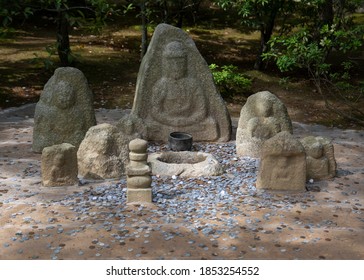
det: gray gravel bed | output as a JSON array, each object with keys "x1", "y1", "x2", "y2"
[{"x1": 54, "y1": 142, "x2": 317, "y2": 238}]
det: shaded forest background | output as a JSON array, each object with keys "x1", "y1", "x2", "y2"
[{"x1": 1, "y1": 0, "x2": 363, "y2": 128}]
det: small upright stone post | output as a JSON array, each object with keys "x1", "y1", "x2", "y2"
[
  {"x1": 41, "y1": 143, "x2": 78, "y2": 187},
  {"x1": 256, "y1": 131, "x2": 306, "y2": 191},
  {"x1": 126, "y1": 139, "x2": 152, "y2": 203}
]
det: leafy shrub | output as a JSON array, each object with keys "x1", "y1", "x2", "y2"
[
  {"x1": 209, "y1": 64, "x2": 252, "y2": 99},
  {"x1": 263, "y1": 22, "x2": 364, "y2": 125}
]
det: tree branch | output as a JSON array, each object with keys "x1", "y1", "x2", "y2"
[{"x1": 309, "y1": 70, "x2": 364, "y2": 126}]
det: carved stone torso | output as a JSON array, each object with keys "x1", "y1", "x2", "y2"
[{"x1": 152, "y1": 77, "x2": 207, "y2": 127}]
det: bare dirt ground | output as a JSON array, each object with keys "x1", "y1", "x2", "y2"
[{"x1": 0, "y1": 104, "x2": 363, "y2": 260}]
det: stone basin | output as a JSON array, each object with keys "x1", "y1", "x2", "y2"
[{"x1": 148, "y1": 151, "x2": 223, "y2": 177}]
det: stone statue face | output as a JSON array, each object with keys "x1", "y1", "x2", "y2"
[
  {"x1": 256, "y1": 99, "x2": 273, "y2": 117},
  {"x1": 54, "y1": 81, "x2": 76, "y2": 109},
  {"x1": 163, "y1": 41, "x2": 187, "y2": 80},
  {"x1": 307, "y1": 142, "x2": 323, "y2": 159}
]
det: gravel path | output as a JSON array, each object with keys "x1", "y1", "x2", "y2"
[{"x1": 0, "y1": 104, "x2": 363, "y2": 259}]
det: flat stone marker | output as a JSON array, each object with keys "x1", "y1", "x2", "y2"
[
  {"x1": 256, "y1": 131, "x2": 306, "y2": 191},
  {"x1": 41, "y1": 143, "x2": 78, "y2": 187},
  {"x1": 126, "y1": 23, "x2": 231, "y2": 142}
]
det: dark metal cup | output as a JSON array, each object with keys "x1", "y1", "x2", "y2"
[{"x1": 168, "y1": 132, "x2": 193, "y2": 151}]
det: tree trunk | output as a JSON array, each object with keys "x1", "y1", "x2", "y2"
[
  {"x1": 253, "y1": 1, "x2": 281, "y2": 70},
  {"x1": 254, "y1": 29, "x2": 269, "y2": 70},
  {"x1": 57, "y1": 11, "x2": 71, "y2": 66},
  {"x1": 140, "y1": 1, "x2": 148, "y2": 59},
  {"x1": 319, "y1": 0, "x2": 334, "y2": 27},
  {"x1": 176, "y1": 12, "x2": 184, "y2": 28},
  {"x1": 162, "y1": 0, "x2": 170, "y2": 23}
]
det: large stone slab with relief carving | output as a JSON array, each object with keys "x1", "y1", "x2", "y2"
[
  {"x1": 33, "y1": 67, "x2": 96, "y2": 153},
  {"x1": 127, "y1": 23, "x2": 231, "y2": 142},
  {"x1": 256, "y1": 131, "x2": 306, "y2": 191},
  {"x1": 236, "y1": 91, "x2": 292, "y2": 158}
]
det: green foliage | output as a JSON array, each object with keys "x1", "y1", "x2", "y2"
[
  {"x1": 213, "y1": 0, "x2": 289, "y2": 27},
  {"x1": 278, "y1": 76, "x2": 291, "y2": 90},
  {"x1": 0, "y1": 1, "x2": 33, "y2": 37},
  {"x1": 124, "y1": 0, "x2": 202, "y2": 25},
  {"x1": 212, "y1": 0, "x2": 294, "y2": 69},
  {"x1": 264, "y1": 23, "x2": 363, "y2": 79},
  {"x1": 32, "y1": 43, "x2": 58, "y2": 71},
  {"x1": 263, "y1": 2, "x2": 364, "y2": 124},
  {"x1": 1, "y1": 0, "x2": 117, "y2": 65},
  {"x1": 263, "y1": 0, "x2": 364, "y2": 82},
  {"x1": 0, "y1": 1, "x2": 33, "y2": 27},
  {"x1": 209, "y1": 64, "x2": 252, "y2": 98}
]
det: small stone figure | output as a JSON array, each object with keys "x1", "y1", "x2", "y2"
[
  {"x1": 236, "y1": 91, "x2": 292, "y2": 158},
  {"x1": 126, "y1": 23, "x2": 231, "y2": 142},
  {"x1": 126, "y1": 139, "x2": 152, "y2": 203},
  {"x1": 256, "y1": 132, "x2": 306, "y2": 191},
  {"x1": 41, "y1": 143, "x2": 78, "y2": 187},
  {"x1": 33, "y1": 67, "x2": 96, "y2": 153},
  {"x1": 300, "y1": 136, "x2": 336, "y2": 180}
]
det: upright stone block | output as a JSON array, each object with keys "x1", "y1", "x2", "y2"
[
  {"x1": 300, "y1": 136, "x2": 336, "y2": 180},
  {"x1": 125, "y1": 23, "x2": 231, "y2": 142},
  {"x1": 33, "y1": 67, "x2": 96, "y2": 152},
  {"x1": 126, "y1": 139, "x2": 152, "y2": 203},
  {"x1": 236, "y1": 91, "x2": 292, "y2": 158},
  {"x1": 41, "y1": 143, "x2": 78, "y2": 187},
  {"x1": 78, "y1": 124, "x2": 127, "y2": 179},
  {"x1": 256, "y1": 132, "x2": 306, "y2": 191}
]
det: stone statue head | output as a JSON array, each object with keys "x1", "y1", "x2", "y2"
[
  {"x1": 256, "y1": 98, "x2": 273, "y2": 117},
  {"x1": 163, "y1": 41, "x2": 187, "y2": 79},
  {"x1": 306, "y1": 141, "x2": 324, "y2": 159},
  {"x1": 54, "y1": 80, "x2": 76, "y2": 109}
]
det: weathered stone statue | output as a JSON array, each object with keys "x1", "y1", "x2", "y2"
[
  {"x1": 126, "y1": 139, "x2": 152, "y2": 203},
  {"x1": 124, "y1": 23, "x2": 231, "y2": 142},
  {"x1": 300, "y1": 136, "x2": 336, "y2": 180},
  {"x1": 33, "y1": 67, "x2": 96, "y2": 153},
  {"x1": 236, "y1": 91, "x2": 292, "y2": 158},
  {"x1": 256, "y1": 131, "x2": 306, "y2": 191},
  {"x1": 41, "y1": 143, "x2": 78, "y2": 187}
]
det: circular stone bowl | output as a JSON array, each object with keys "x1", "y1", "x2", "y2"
[
  {"x1": 148, "y1": 151, "x2": 224, "y2": 177},
  {"x1": 168, "y1": 132, "x2": 193, "y2": 151}
]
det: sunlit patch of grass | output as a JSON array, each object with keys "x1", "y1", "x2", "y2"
[
  {"x1": 353, "y1": 13, "x2": 364, "y2": 24},
  {"x1": 245, "y1": 70, "x2": 281, "y2": 83}
]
